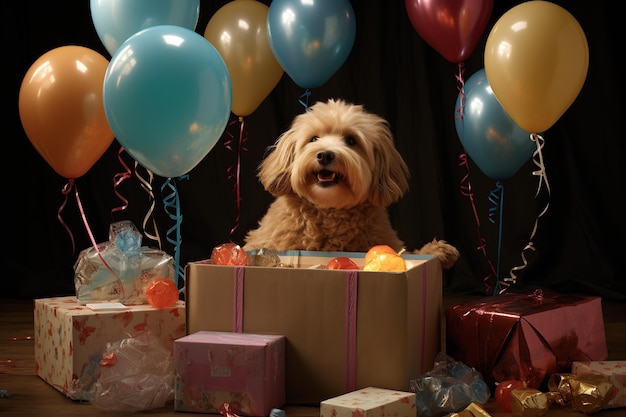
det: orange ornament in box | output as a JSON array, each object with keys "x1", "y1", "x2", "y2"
[
  {"x1": 210, "y1": 242, "x2": 249, "y2": 266},
  {"x1": 145, "y1": 278, "x2": 179, "y2": 309},
  {"x1": 326, "y1": 257, "x2": 359, "y2": 270}
]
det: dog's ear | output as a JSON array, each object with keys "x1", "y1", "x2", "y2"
[
  {"x1": 257, "y1": 131, "x2": 296, "y2": 195},
  {"x1": 369, "y1": 124, "x2": 410, "y2": 206}
]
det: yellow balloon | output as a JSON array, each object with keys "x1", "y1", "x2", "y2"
[
  {"x1": 484, "y1": 1, "x2": 588, "y2": 133},
  {"x1": 204, "y1": 0, "x2": 284, "y2": 117}
]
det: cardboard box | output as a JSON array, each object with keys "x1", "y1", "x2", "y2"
[
  {"x1": 185, "y1": 251, "x2": 442, "y2": 405},
  {"x1": 173, "y1": 331, "x2": 285, "y2": 415},
  {"x1": 320, "y1": 387, "x2": 416, "y2": 417},
  {"x1": 572, "y1": 361, "x2": 626, "y2": 408},
  {"x1": 445, "y1": 291, "x2": 608, "y2": 390},
  {"x1": 34, "y1": 296, "x2": 186, "y2": 400}
]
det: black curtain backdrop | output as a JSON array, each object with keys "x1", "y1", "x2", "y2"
[{"x1": 4, "y1": 1, "x2": 624, "y2": 300}]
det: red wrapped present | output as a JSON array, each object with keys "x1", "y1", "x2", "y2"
[{"x1": 445, "y1": 290, "x2": 608, "y2": 390}]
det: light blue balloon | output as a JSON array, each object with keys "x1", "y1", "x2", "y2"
[
  {"x1": 455, "y1": 69, "x2": 536, "y2": 180},
  {"x1": 267, "y1": 0, "x2": 356, "y2": 89},
  {"x1": 103, "y1": 25, "x2": 232, "y2": 178},
  {"x1": 90, "y1": 0, "x2": 200, "y2": 56}
]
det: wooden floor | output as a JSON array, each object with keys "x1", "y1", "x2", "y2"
[{"x1": 1, "y1": 295, "x2": 624, "y2": 417}]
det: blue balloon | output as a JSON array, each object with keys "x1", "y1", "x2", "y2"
[
  {"x1": 455, "y1": 69, "x2": 536, "y2": 180},
  {"x1": 90, "y1": 0, "x2": 200, "y2": 56},
  {"x1": 103, "y1": 25, "x2": 232, "y2": 178},
  {"x1": 267, "y1": 0, "x2": 356, "y2": 89}
]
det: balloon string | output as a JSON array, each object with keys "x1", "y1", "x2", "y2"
[
  {"x1": 110, "y1": 146, "x2": 131, "y2": 218},
  {"x1": 224, "y1": 116, "x2": 248, "y2": 239},
  {"x1": 134, "y1": 162, "x2": 163, "y2": 250},
  {"x1": 458, "y1": 153, "x2": 497, "y2": 293},
  {"x1": 73, "y1": 180, "x2": 126, "y2": 300},
  {"x1": 454, "y1": 62, "x2": 466, "y2": 123},
  {"x1": 59, "y1": 180, "x2": 76, "y2": 254},
  {"x1": 162, "y1": 176, "x2": 188, "y2": 298},
  {"x1": 487, "y1": 181, "x2": 504, "y2": 294},
  {"x1": 502, "y1": 133, "x2": 550, "y2": 292},
  {"x1": 299, "y1": 89, "x2": 311, "y2": 110}
]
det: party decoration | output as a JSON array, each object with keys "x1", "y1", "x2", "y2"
[
  {"x1": 484, "y1": 1, "x2": 588, "y2": 133},
  {"x1": 210, "y1": 242, "x2": 249, "y2": 266},
  {"x1": 19, "y1": 46, "x2": 114, "y2": 179},
  {"x1": 455, "y1": 69, "x2": 535, "y2": 180},
  {"x1": 145, "y1": 277, "x2": 179, "y2": 309},
  {"x1": 90, "y1": 0, "x2": 200, "y2": 56},
  {"x1": 204, "y1": 0, "x2": 284, "y2": 117},
  {"x1": 267, "y1": 0, "x2": 356, "y2": 89},
  {"x1": 326, "y1": 257, "x2": 359, "y2": 270},
  {"x1": 405, "y1": 0, "x2": 493, "y2": 63},
  {"x1": 103, "y1": 25, "x2": 232, "y2": 178}
]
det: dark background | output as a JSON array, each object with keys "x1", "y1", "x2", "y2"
[{"x1": 3, "y1": 1, "x2": 624, "y2": 300}]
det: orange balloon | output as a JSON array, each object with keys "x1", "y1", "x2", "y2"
[
  {"x1": 484, "y1": 1, "x2": 588, "y2": 133},
  {"x1": 204, "y1": 0, "x2": 284, "y2": 117},
  {"x1": 19, "y1": 46, "x2": 114, "y2": 179}
]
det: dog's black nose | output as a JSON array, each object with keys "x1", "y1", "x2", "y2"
[{"x1": 317, "y1": 150, "x2": 335, "y2": 165}]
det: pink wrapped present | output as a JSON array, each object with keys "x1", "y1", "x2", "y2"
[
  {"x1": 33, "y1": 296, "x2": 185, "y2": 400},
  {"x1": 174, "y1": 331, "x2": 285, "y2": 416},
  {"x1": 320, "y1": 387, "x2": 416, "y2": 417},
  {"x1": 572, "y1": 361, "x2": 626, "y2": 408}
]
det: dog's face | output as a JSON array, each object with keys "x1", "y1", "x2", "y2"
[{"x1": 258, "y1": 99, "x2": 409, "y2": 209}]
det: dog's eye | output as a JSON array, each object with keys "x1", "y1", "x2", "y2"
[
  {"x1": 344, "y1": 136, "x2": 356, "y2": 146},
  {"x1": 310, "y1": 136, "x2": 318, "y2": 142}
]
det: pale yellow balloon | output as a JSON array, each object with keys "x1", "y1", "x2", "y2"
[
  {"x1": 484, "y1": 1, "x2": 588, "y2": 133},
  {"x1": 204, "y1": 0, "x2": 284, "y2": 117}
]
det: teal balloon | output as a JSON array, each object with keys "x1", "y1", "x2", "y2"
[
  {"x1": 267, "y1": 0, "x2": 356, "y2": 89},
  {"x1": 90, "y1": 0, "x2": 200, "y2": 56},
  {"x1": 455, "y1": 69, "x2": 536, "y2": 180},
  {"x1": 103, "y1": 25, "x2": 232, "y2": 178}
]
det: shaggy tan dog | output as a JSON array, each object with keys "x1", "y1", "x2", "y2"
[{"x1": 243, "y1": 99, "x2": 459, "y2": 269}]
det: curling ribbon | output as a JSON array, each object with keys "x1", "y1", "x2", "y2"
[
  {"x1": 501, "y1": 133, "x2": 550, "y2": 292},
  {"x1": 487, "y1": 181, "x2": 504, "y2": 294},
  {"x1": 454, "y1": 62, "x2": 466, "y2": 123},
  {"x1": 111, "y1": 146, "x2": 131, "y2": 217},
  {"x1": 73, "y1": 180, "x2": 126, "y2": 299},
  {"x1": 59, "y1": 179, "x2": 76, "y2": 254},
  {"x1": 458, "y1": 154, "x2": 498, "y2": 293},
  {"x1": 299, "y1": 88, "x2": 311, "y2": 110},
  {"x1": 344, "y1": 270, "x2": 358, "y2": 393},
  {"x1": 420, "y1": 264, "x2": 428, "y2": 372},
  {"x1": 162, "y1": 176, "x2": 188, "y2": 297},
  {"x1": 223, "y1": 116, "x2": 248, "y2": 239},
  {"x1": 134, "y1": 162, "x2": 162, "y2": 249}
]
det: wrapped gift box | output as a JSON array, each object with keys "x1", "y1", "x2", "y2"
[
  {"x1": 320, "y1": 387, "x2": 416, "y2": 417},
  {"x1": 572, "y1": 361, "x2": 626, "y2": 408},
  {"x1": 445, "y1": 291, "x2": 608, "y2": 390},
  {"x1": 173, "y1": 331, "x2": 285, "y2": 416},
  {"x1": 34, "y1": 296, "x2": 186, "y2": 400},
  {"x1": 185, "y1": 251, "x2": 442, "y2": 404}
]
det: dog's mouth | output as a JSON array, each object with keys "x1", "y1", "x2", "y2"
[{"x1": 315, "y1": 169, "x2": 343, "y2": 187}]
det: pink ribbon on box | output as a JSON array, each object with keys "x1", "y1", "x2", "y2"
[
  {"x1": 232, "y1": 267, "x2": 245, "y2": 333},
  {"x1": 229, "y1": 266, "x2": 360, "y2": 392},
  {"x1": 344, "y1": 270, "x2": 358, "y2": 393}
]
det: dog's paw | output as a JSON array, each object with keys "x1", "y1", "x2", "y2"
[{"x1": 413, "y1": 238, "x2": 460, "y2": 270}]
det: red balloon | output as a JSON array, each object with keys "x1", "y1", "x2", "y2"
[{"x1": 405, "y1": 0, "x2": 493, "y2": 63}]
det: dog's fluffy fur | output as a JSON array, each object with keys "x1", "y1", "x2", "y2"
[{"x1": 243, "y1": 99, "x2": 459, "y2": 269}]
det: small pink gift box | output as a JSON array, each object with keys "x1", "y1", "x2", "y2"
[
  {"x1": 572, "y1": 361, "x2": 626, "y2": 408},
  {"x1": 174, "y1": 331, "x2": 285, "y2": 416},
  {"x1": 320, "y1": 387, "x2": 416, "y2": 417}
]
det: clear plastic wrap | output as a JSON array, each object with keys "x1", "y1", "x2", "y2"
[{"x1": 74, "y1": 220, "x2": 174, "y2": 305}]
